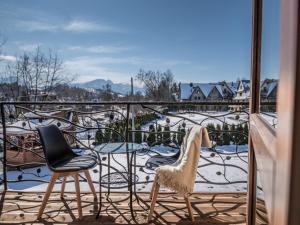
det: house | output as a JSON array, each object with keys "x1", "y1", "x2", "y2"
[
  {"x1": 179, "y1": 82, "x2": 235, "y2": 102},
  {"x1": 260, "y1": 79, "x2": 278, "y2": 101},
  {"x1": 260, "y1": 79, "x2": 278, "y2": 112},
  {"x1": 179, "y1": 82, "x2": 235, "y2": 111},
  {"x1": 233, "y1": 80, "x2": 251, "y2": 102}
]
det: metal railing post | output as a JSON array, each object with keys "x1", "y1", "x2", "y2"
[
  {"x1": 0, "y1": 103, "x2": 7, "y2": 191},
  {"x1": 125, "y1": 103, "x2": 130, "y2": 142}
]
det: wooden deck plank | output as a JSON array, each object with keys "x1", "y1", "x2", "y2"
[{"x1": 0, "y1": 191, "x2": 247, "y2": 225}]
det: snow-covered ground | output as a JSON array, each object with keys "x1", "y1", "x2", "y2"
[
  {"x1": 1, "y1": 110, "x2": 250, "y2": 193},
  {"x1": 4, "y1": 144, "x2": 248, "y2": 193}
]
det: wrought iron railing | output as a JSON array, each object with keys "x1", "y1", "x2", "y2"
[{"x1": 0, "y1": 101, "x2": 253, "y2": 193}]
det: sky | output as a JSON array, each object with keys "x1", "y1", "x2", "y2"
[{"x1": 0, "y1": 0, "x2": 279, "y2": 85}]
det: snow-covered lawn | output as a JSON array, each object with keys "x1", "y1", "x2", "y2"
[
  {"x1": 5, "y1": 144, "x2": 248, "y2": 193},
  {"x1": 2, "y1": 110, "x2": 250, "y2": 193}
]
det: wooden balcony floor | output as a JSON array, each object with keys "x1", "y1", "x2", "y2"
[{"x1": 0, "y1": 191, "x2": 247, "y2": 225}]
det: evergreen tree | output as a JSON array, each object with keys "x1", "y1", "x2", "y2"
[
  {"x1": 243, "y1": 123, "x2": 249, "y2": 144},
  {"x1": 230, "y1": 125, "x2": 236, "y2": 144},
  {"x1": 95, "y1": 129, "x2": 104, "y2": 144},
  {"x1": 135, "y1": 125, "x2": 142, "y2": 143},
  {"x1": 143, "y1": 133, "x2": 148, "y2": 143},
  {"x1": 163, "y1": 125, "x2": 171, "y2": 144},
  {"x1": 177, "y1": 125, "x2": 186, "y2": 145},
  {"x1": 111, "y1": 124, "x2": 119, "y2": 142},
  {"x1": 157, "y1": 124, "x2": 162, "y2": 144},
  {"x1": 216, "y1": 124, "x2": 223, "y2": 145},
  {"x1": 104, "y1": 126, "x2": 111, "y2": 142},
  {"x1": 147, "y1": 124, "x2": 156, "y2": 145},
  {"x1": 236, "y1": 124, "x2": 244, "y2": 145},
  {"x1": 222, "y1": 123, "x2": 231, "y2": 145}
]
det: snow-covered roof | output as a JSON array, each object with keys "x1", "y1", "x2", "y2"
[
  {"x1": 197, "y1": 83, "x2": 213, "y2": 97},
  {"x1": 180, "y1": 83, "x2": 193, "y2": 100},
  {"x1": 180, "y1": 83, "x2": 224, "y2": 99},
  {"x1": 242, "y1": 80, "x2": 250, "y2": 91},
  {"x1": 215, "y1": 85, "x2": 224, "y2": 97},
  {"x1": 267, "y1": 81, "x2": 277, "y2": 97},
  {"x1": 226, "y1": 82, "x2": 238, "y2": 93}
]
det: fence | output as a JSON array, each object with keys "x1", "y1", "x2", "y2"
[{"x1": 0, "y1": 101, "x2": 253, "y2": 193}]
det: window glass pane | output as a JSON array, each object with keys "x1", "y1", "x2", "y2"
[{"x1": 260, "y1": 0, "x2": 280, "y2": 128}]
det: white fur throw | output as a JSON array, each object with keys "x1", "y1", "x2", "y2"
[{"x1": 155, "y1": 125, "x2": 211, "y2": 194}]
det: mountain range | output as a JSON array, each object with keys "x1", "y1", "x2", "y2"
[{"x1": 72, "y1": 79, "x2": 144, "y2": 95}]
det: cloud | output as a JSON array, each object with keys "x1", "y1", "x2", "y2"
[
  {"x1": 65, "y1": 57, "x2": 131, "y2": 83},
  {"x1": 17, "y1": 20, "x2": 58, "y2": 32},
  {"x1": 65, "y1": 56, "x2": 192, "y2": 83},
  {"x1": 18, "y1": 43, "x2": 42, "y2": 52},
  {"x1": 64, "y1": 20, "x2": 121, "y2": 33},
  {"x1": 16, "y1": 19, "x2": 123, "y2": 33},
  {"x1": 68, "y1": 45, "x2": 131, "y2": 54},
  {"x1": 0, "y1": 54, "x2": 16, "y2": 62}
]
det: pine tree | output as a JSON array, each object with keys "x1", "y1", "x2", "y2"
[
  {"x1": 157, "y1": 124, "x2": 162, "y2": 144},
  {"x1": 163, "y1": 125, "x2": 171, "y2": 144},
  {"x1": 230, "y1": 125, "x2": 236, "y2": 144},
  {"x1": 111, "y1": 124, "x2": 119, "y2": 142},
  {"x1": 147, "y1": 124, "x2": 156, "y2": 145},
  {"x1": 236, "y1": 124, "x2": 244, "y2": 145},
  {"x1": 222, "y1": 123, "x2": 231, "y2": 145},
  {"x1": 95, "y1": 129, "x2": 104, "y2": 144},
  {"x1": 243, "y1": 123, "x2": 249, "y2": 144},
  {"x1": 216, "y1": 124, "x2": 223, "y2": 145},
  {"x1": 135, "y1": 125, "x2": 142, "y2": 144},
  {"x1": 177, "y1": 125, "x2": 186, "y2": 145}
]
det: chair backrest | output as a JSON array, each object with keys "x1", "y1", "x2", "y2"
[
  {"x1": 172, "y1": 125, "x2": 211, "y2": 182},
  {"x1": 37, "y1": 124, "x2": 77, "y2": 168}
]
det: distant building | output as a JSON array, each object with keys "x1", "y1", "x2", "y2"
[
  {"x1": 179, "y1": 82, "x2": 236, "y2": 111},
  {"x1": 234, "y1": 80, "x2": 251, "y2": 102},
  {"x1": 260, "y1": 79, "x2": 278, "y2": 112},
  {"x1": 178, "y1": 79, "x2": 278, "y2": 111}
]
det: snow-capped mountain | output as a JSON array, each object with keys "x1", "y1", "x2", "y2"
[{"x1": 72, "y1": 79, "x2": 144, "y2": 95}]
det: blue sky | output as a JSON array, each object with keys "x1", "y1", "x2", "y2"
[{"x1": 0, "y1": 0, "x2": 277, "y2": 84}]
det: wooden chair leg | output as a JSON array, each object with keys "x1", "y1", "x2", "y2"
[
  {"x1": 73, "y1": 173, "x2": 83, "y2": 219},
  {"x1": 149, "y1": 175, "x2": 158, "y2": 200},
  {"x1": 148, "y1": 182, "x2": 160, "y2": 222},
  {"x1": 37, "y1": 173, "x2": 59, "y2": 219},
  {"x1": 84, "y1": 170, "x2": 97, "y2": 200},
  {"x1": 60, "y1": 176, "x2": 66, "y2": 199},
  {"x1": 184, "y1": 195, "x2": 194, "y2": 222}
]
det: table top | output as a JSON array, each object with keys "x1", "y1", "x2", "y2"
[{"x1": 94, "y1": 142, "x2": 147, "y2": 154}]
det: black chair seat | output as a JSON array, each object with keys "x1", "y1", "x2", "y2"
[{"x1": 51, "y1": 155, "x2": 97, "y2": 173}]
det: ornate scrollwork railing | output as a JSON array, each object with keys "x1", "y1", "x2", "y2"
[{"x1": 0, "y1": 101, "x2": 250, "y2": 193}]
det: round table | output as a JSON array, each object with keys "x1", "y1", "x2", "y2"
[{"x1": 94, "y1": 142, "x2": 147, "y2": 219}]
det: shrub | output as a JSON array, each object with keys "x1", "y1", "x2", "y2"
[
  {"x1": 95, "y1": 129, "x2": 104, "y2": 144},
  {"x1": 135, "y1": 125, "x2": 142, "y2": 144},
  {"x1": 147, "y1": 124, "x2": 156, "y2": 145},
  {"x1": 222, "y1": 123, "x2": 231, "y2": 145},
  {"x1": 163, "y1": 125, "x2": 171, "y2": 144}
]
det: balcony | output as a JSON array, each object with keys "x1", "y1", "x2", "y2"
[{"x1": 0, "y1": 101, "x2": 258, "y2": 224}]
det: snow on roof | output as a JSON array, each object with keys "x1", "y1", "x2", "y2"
[
  {"x1": 226, "y1": 82, "x2": 238, "y2": 93},
  {"x1": 197, "y1": 83, "x2": 213, "y2": 97},
  {"x1": 242, "y1": 80, "x2": 250, "y2": 91},
  {"x1": 180, "y1": 83, "x2": 225, "y2": 99},
  {"x1": 180, "y1": 83, "x2": 193, "y2": 99},
  {"x1": 215, "y1": 85, "x2": 224, "y2": 97},
  {"x1": 267, "y1": 81, "x2": 277, "y2": 97}
]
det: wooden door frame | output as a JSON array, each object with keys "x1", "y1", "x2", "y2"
[
  {"x1": 248, "y1": 0, "x2": 300, "y2": 224},
  {"x1": 274, "y1": 0, "x2": 300, "y2": 224},
  {"x1": 247, "y1": 0, "x2": 262, "y2": 223}
]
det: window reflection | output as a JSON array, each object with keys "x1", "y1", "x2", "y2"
[{"x1": 259, "y1": 0, "x2": 280, "y2": 128}]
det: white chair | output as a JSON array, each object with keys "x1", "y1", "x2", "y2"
[{"x1": 148, "y1": 125, "x2": 211, "y2": 222}]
